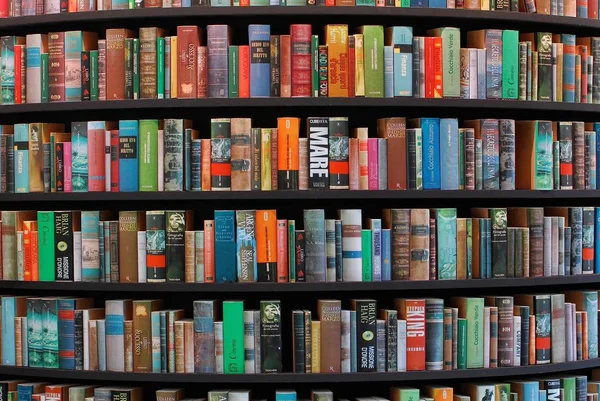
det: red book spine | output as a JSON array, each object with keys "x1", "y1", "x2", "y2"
[
  {"x1": 290, "y1": 24, "x2": 312, "y2": 98},
  {"x1": 325, "y1": 0, "x2": 335, "y2": 5},
  {"x1": 204, "y1": 220, "x2": 215, "y2": 283},
  {"x1": 0, "y1": 0, "x2": 8, "y2": 17},
  {"x1": 433, "y1": 37, "x2": 443, "y2": 98},
  {"x1": 177, "y1": 26, "x2": 200, "y2": 99},
  {"x1": 35, "y1": 0, "x2": 42, "y2": 14},
  {"x1": 88, "y1": 126, "x2": 106, "y2": 192},
  {"x1": 578, "y1": 45, "x2": 588, "y2": 103},
  {"x1": 240, "y1": 0, "x2": 248, "y2": 5},
  {"x1": 280, "y1": 35, "x2": 292, "y2": 98},
  {"x1": 348, "y1": 36, "x2": 355, "y2": 98},
  {"x1": 110, "y1": 130, "x2": 119, "y2": 192},
  {"x1": 239, "y1": 45, "x2": 250, "y2": 98},
  {"x1": 425, "y1": 37, "x2": 435, "y2": 98},
  {"x1": 277, "y1": 219, "x2": 288, "y2": 282},
  {"x1": 404, "y1": 299, "x2": 426, "y2": 371},
  {"x1": 14, "y1": 45, "x2": 21, "y2": 104},
  {"x1": 197, "y1": 45, "x2": 208, "y2": 99},
  {"x1": 31, "y1": 231, "x2": 38, "y2": 281},
  {"x1": 589, "y1": 0, "x2": 598, "y2": 17},
  {"x1": 23, "y1": 228, "x2": 31, "y2": 281}
]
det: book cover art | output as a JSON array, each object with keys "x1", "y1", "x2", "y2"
[
  {"x1": 308, "y1": 117, "x2": 329, "y2": 190},
  {"x1": 236, "y1": 210, "x2": 257, "y2": 282},
  {"x1": 71, "y1": 122, "x2": 88, "y2": 192},
  {"x1": 42, "y1": 298, "x2": 59, "y2": 369},
  {"x1": 146, "y1": 211, "x2": 166, "y2": 282},
  {"x1": 328, "y1": 117, "x2": 349, "y2": 189},
  {"x1": 166, "y1": 211, "x2": 187, "y2": 282},
  {"x1": 164, "y1": 119, "x2": 185, "y2": 192},
  {"x1": 27, "y1": 298, "x2": 43, "y2": 368},
  {"x1": 260, "y1": 300, "x2": 282, "y2": 373},
  {"x1": 534, "y1": 121, "x2": 554, "y2": 190},
  {"x1": 537, "y1": 33, "x2": 553, "y2": 101},
  {"x1": 436, "y1": 209, "x2": 457, "y2": 280},
  {"x1": 210, "y1": 119, "x2": 231, "y2": 191}
]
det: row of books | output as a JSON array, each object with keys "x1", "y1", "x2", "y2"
[
  {"x1": 4, "y1": 26, "x2": 600, "y2": 103},
  {"x1": 3, "y1": 117, "x2": 599, "y2": 194},
  {"x1": 2, "y1": 206, "x2": 599, "y2": 284},
  {"x1": 1, "y1": 292, "x2": 598, "y2": 373}
]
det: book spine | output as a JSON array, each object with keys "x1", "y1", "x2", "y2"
[
  {"x1": 214, "y1": 210, "x2": 236, "y2": 283},
  {"x1": 260, "y1": 300, "x2": 282, "y2": 373},
  {"x1": 207, "y1": 25, "x2": 229, "y2": 98},
  {"x1": 437, "y1": 209, "x2": 457, "y2": 280},
  {"x1": 193, "y1": 300, "x2": 216, "y2": 373},
  {"x1": 223, "y1": 301, "x2": 244, "y2": 373},
  {"x1": 425, "y1": 298, "x2": 444, "y2": 370},
  {"x1": 329, "y1": 117, "x2": 349, "y2": 189},
  {"x1": 248, "y1": 25, "x2": 271, "y2": 97}
]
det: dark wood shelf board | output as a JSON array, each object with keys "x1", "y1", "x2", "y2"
[
  {"x1": 0, "y1": 360, "x2": 597, "y2": 382},
  {"x1": 2, "y1": 275, "x2": 598, "y2": 292}
]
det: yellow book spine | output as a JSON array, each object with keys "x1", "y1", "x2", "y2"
[
  {"x1": 171, "y1": 36, "x2": 178, "y2": 98},
  {"x1": 261, "y1": 129, "x2": 272, "y2": 191},
  {"x1": 354, "y1": 34, "x2": 365, "y2": 97},
  {"x1": 326, "y1": 25, "x2": 349, "y2": 98},
  {"x1": 311, "y1": 320, "x2": 321, "y2": 373}
]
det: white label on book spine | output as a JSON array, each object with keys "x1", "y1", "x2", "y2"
[
  {"x1": 340, "y1": 209, "x2": 362, "y2": 282},
  {"x1": 137, "y1": 231, "x2": 147, "y2": 283}
]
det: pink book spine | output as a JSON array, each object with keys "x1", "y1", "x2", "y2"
[
  {"x1": 64, "y1": 142, "x2": 72, "y2": 192},
  {"x1": 367, "y1": 138, "x2": 378, "y2": 190},
  {"x1": 88, "y1": 126, "x2": 106, "y2": 192},
  {"x1": 349, "y1": 138, "x2": 359, "y2": 190}
]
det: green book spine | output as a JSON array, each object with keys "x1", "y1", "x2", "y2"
[
  {"x1": 228, "y1": 46, "x2": 239, "y2": 98},
  {"x1": 223, "y1": 301, "x2": 244, "y2": 374},
  {"x1": 401, "y1": 0, "x2": 410, "y2": 6},
  {"x1": 441, "y1": 28, "x2": 460, "y2": 97},
  {"x1": 459, "y1": 130, "x2": 465, "y2": 189},
  {"x1": 312, "y1": 35, "x2": 319, "y2": 97},
  {"x1": 361, "y1": 26, "x2": 384, "y2": 97},
  {"x1": 502, "y1": 30, "x2": 519, "y2": 99},
  {"x1": 125, "y1": 39, "x2": 133, "y2": 100},
  {"x1": 41, "y1": 53, "x2": 49, "y2": 103},
  {"x1": 90, "y1": 50, "x2": 98, "y2": 101},
  {"x1": 466, "y1": 297, "x2": 484, "y2": 369},
  {"x1": 288, "y1": 220, "x2": 295, "y2": 282},
  {"x1": 157, "y1": 38, "x2": 165, "y2": 100},
  {"x1": 362, "y1": 229, "x2": 372, "y2": 282},
  {"x1": 129, "y1": 0, "x2": 134, "y2": 8},
  {"x1": 561, "y1": 377, "x2": 576, "y2": 401},
  {"x1": 133, "y1": 39, "x2": 140, "y2": 100},
  {"x1": 457, "y1": 317, "x2": 467, "y2": 369},
  {"x1": 38, "y1": 211, "x2": 56, "y2": 281},
  {"x1": 139, "y1": 120, "x2": 159, "y2": 192}
]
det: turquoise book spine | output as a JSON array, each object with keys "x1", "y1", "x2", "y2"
[
  {"x1": 14, "y1": 123, "x2": 29, "y2": 193},
  {"x1": 276, "y1": 391, "x2": 297, "y2": 401},
  {"x1": 223, "y1": 301, "x2": 244, "y2": 373},
  {"x1": 362, "y1": 229, "x2": 372, "y2": 282},
  {"x1": 151, "y1": 311, "x2": 161, "y2": 372},
  {"x1": 534, "y1": 121, "x2": 554, "y2": 190},
  {"x1": 215, "y1": 210, "x2": 236, "y2": 283},
  {"x1": 71, "y1": 122, "x2": 88, "y2": 192},
  {"x1": 2, "y1": 297, "x2": 16, "y2": 365},
  {"x1": 81, "y1": 211, "x2": 100, "y2": 281},
  {"x1": 65, "y1": 31, "x2": 83, "y2": 102},
  {"x1": 98, "y1": 319, "x2": 106, "y2": 371},
  {"x1": 98, "y1": 221, "x2": 105, "y2": 282},
  {"x1": 436, "y1": 208, "x2": 457, "y2": 280},
  {"x1": 584, "y1": 291, "x2": 598, "y2": 359},
  {"x1": 502, "y1": 30, "x2": 519, "y2": 100},
  {"x1": 1, "y1": 37, "x2": 17, "y2": 104},
  {"x1": 27, "y1": 298, "x2": 43, "y2": 368},
  {"x1": 163, "y1": 119, "x2": 184, "y2": 192},
  {"x1": 42, "y1": 298, "x2": 59, "y2": 369}
]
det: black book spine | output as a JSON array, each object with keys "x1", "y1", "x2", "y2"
[
  {"x1": 295, "y1": 230, "x2": 306, "y2": 282},
  {"x1": 491, "y1": 208, "x2": 508, "y2": 278},
  {"x1": 535, "y1": 295, "x2": 552, "y2": 364},
  {"x1": 6, "y1": 135, "x2": 14, "y2": 193},
  {"x1": 55, "y1": 142, "x2": 64, "y2": 192},
  {"x1": 81, "y1": 51, "x2": 91, "y2": 101},
  {"x1": 544, "y1": 379, "x2": 561, "y2": 401},
  {"x1": 519, "y1": 305, "x2": 530, "y2": 366},
  {"x1": 328, "y1": 117, "x2": 349, "y2": 189},
  {"x1": 308, "y1": 117, "x2": 329, "y2": 189},
  {"x1": 537, "y1": 33, "x2": 553, "y2": 101},
  {"x1": 54, "y1": 211, "x2": 73, "y2": 281},
  {"x1": 270, "y1": 36, "x2": 280, "y2": 98},
  {"x1": 0, "y1": 382, "x2": 7, "y2": 401},
  {"x1": 166, "y1": 211, "x2": 186, "y2": 282},
  {"x1": 412, "y1": 37, "x2": 420, "y2": 98},
  {"x1": 407, "y1": 129, "x2": 417, "y2": 190},
  {"x1": 576, "y1": 376, "x2": 588, "y2": 401},
  {"x1": 43, "y1": 142, "x2": 51, "y2": 192},
  {"x1": 260, "y1": 300, "x2": 282, "y2": 373},
  {"x1": 385, "y1": 310, "x2": 398, "y2": 372},
  {"x1": 74, "y1": 309, "x2": 84, "y2": 370},
  {"x1": 496, "y1": 296, "x2": 514, "y2": 367},
  {"x1": 354, "y1": 299, "x2": 377, "y2": 372},
  {"x1": 292, "y1": 310, "x2": 305, "y2": 373},
  {"x1": 109, "y1": 221, "x2": 119, "y2": 282}
]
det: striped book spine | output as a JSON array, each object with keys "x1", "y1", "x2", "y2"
[{"x1": 339, "y1": 209, "x2": 362, "y2": 282}]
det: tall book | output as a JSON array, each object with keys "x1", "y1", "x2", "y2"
[
  {"x1": 317, "y1": 299, "x2": 341, "y2": 373},
  {"x1": 207, "y1": 25, "x2": 231, "y2": 98},
  {"x1": 248, "y1": 25, "x2": 270, "y2": 98},
  {"x1": 105, "y1": 300, "x2": 132, "y2": 372},
  {"x1": 428, "y1": 28, "x2": 460, "y2": 98},
  {"x1": 210, "y1": 118, "x2": 231, "y2": 191},
  {"x1": 65, "y1": 31, "x2": 98, "y2": 102},
  {"x1": 146, "y1": 211, "x2": 166, "y2": 282},
  {"x1": 256, "y1": 209, "x2": 277, "y2": 282},
  {"x1": 308, "y1": 117, "x2": 329, "y2": 190},
  {"x1": 291, "y1": 24, "x2": 311, "y2": 98},
  {"x1": 139, "y1": 28, "x2": 166, "y2": 99},
  {"x1": 139, "y1": 120, "x2": 160, "y2": 191},
  {"x1": 223, "y1": 300, "x2": 244, "y2": 374},
  {"x1": 106, "y1": 29, "x2": 135, "y2": 100},
  {"x1": 359, "y1": 26, "x2": 384, "y2": 98},
  {"x1": 177, "y1": 26, "x2": 201, "y2": 98},
  {"x1": 214, "y1": 210, "x2": 236, "y2": 283},
  {"x1": 351, "y1": 299, "x2": 377, "y2": 372},
  {"x1": 193, "y1": 300, "x2": 218, "y2": 373},
  {"x1": 515, "y1": 121, "x2": 554, "y2": 190},
  {"x1": 25, "y1": 34, "x2": 48, "y2": 103},
  {"x1": 231, "y1": 118, "x2": 252, "y2": 191},
  {"x1": 277, "y1": 117, "x2": 300, "y2": 190},
  {"x1": 328, "y1": 117, "x2": 349, "y2": 189},
  {"x1": 325, "y1": 25, "x2": 349, "y2": 97},
  {"x1": 395, "y1": 298, "x2": 426, "y2": 371},
  {"x1": 118, "y1": 120, "x2": 138, "y2": 192},
  {"x1": 132, "y1": 299, "x2": 163, "y2": 372},
  {"x1": 260, "y1": 300, "x2": 282, "y2": 373},
  {"x1": 452, "y1": 297, "x2": 484, "y2": 368},
  {"x1": 466, "y1": 30, "x2": 503, "y2": 99}
]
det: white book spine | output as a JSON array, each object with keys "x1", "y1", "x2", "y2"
[
  {"x1": 16, "y1": 231, "x2": 23, "y2": 281},
  {"x1": 105, "y1": 130, "x2": 111, "y2": 192},
  {"x1": 571, "y1": 304, "x2": 577, "y2": 360},
  {"x1": 195, "y1": 231, "x2": 204, "y2": 283},
  {"x1": 44, "y1": 0, "x2": 59, "y2": 12},
  {"x1": 340, "y1": 209, "x2": 362, "y2": 282},
  {"x1": 543, "y1": 217, "x2": 552, "y2": 276},
  {"x1": 565, "y1": 303, "x2": 574, "y2": 362},
  {"x1": 477, "y1": 49, "x2": 486, "y2": 99},
  {"x1": 25, "y1": 34, "x2": 43, "y2": 104},
  {"x1": 551, "y1": 217, "x2": 559, "y2": 276},
  {"x1": 105, "y1": 300, "x2": 125, "y2": 372},
  {"x1": 469, "y1": 49, "x2": 478, "y2": 99},
  {"x1": 83, "y1": 310, "x2": 90, "y2": 370},
  {"x1": 74, "y1": 231, "x2": 82, "y2": 282},
  {"x1": 253, "y1": 310, "x2": 261, "y2": 373},
  {"x1": 214, "y1": 321, "x2": 224, "y2": 374},
  {"x1": 158, "y1": 129, "x2": 164, "y2": 191},
  {"x1": 137, "y1": 231, "x2": 147, "y2": 283},
  {"x1": 243, "y1": 310, "x2": 255, "y2": 374},
  {"x1": 484, "y1": 306, "x2": 490, "y2": 368},
  {"x1": 341, "y1": 310, "x2": 351, "y2": 373},
  {"x1": 551, "y1": 294, "x2": 566, "y2": 364},
  {"x1": 513, "y1": 315, "x2": 521, "y2": 366},
  {"x1": 397, "y1": 319, "x2": 406, "y2": 372},
  {"x1": 229, "y1": 391, "x2": 251, "y2": 401}
]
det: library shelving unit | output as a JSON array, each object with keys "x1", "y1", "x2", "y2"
[{"x1": 3, "y1": 6, "x2": 600, "y2": 400}]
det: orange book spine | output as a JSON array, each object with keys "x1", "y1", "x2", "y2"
[
  {"x1": 277, "y1": 117, "x2": 300, "y2": 190},
  {"x1": 280, "y1": 35, "x2": 292, "y2": 98},
  {"x1": 425, "y1": 37, "x2": 435, "y2": 98},
  {"x1": 257, "y1": 210, "x2": 277, "y2": 282},
  {"x1": 201, "y1": 138, "x2": 211, "y2": 191},
  {"x1": 529, "y1": 314, "x2": 536, "y2": 364},
  {"x1": 68, "y1": 0, "x2": 76, "y2": 11},
  {"x1": 433, "y1": 37, "x2": 443, "y2": 98},
  {"x1": 326, "y1": 25, "x2": 349, "y2": 97},
  {"x1": 239, "y1": 45, "x2": 250, "y2": 98},
  {"x1": 31, "y1": 230, "x2": 39, "y2": 281},
  {"x1": 582, "y1": 311, "x2": 589, "y2": 359},
  {"x1": 23, "y1": 225, "x2": 32, "y2": 281},
  {"x1": 430, "y1": 388, "x2": 453, "y2": 401},
  {"x1": 204, "y1": 220, "x2": 215, "y2": 283},
  {"x1": 240, "y1": 0, "x2": 249, "y2": 5},
  {"x1": 277, "y1": 219, "x2": 288, "y2": 282}
]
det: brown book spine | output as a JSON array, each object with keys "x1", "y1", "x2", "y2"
[
  {"x1": 140, "y1": 28, "x2": 160, "y2": 99},
  {"x1": 124, "y1": 319, "x2": 133, "y2": 372},
  {"x1": 573, "y1": 122, "x2": 585, "y2": 190},
  {"x1": 106, "y1": 29, "x2": 134, "y2": 100},
  {"x1": 119, "y1": 211, "x2": 143, "y2": 283},
  {"x1": 231, "y1": 118, "x2": 252, "y2": 191},
  {"x1": 201, "y1": 139, "x2": 211, "y2": 191},
  {"x1": 494, "y1": 296, "x2": 514, "y2": 367},
  {"x1": 377, "y1": 118, "x2": 407, "y2": 190},
  {"x1": 529, "y1": 314, "x2": 536, "y2": 363},
  {"x1": 443, "y1": 308, "x2": 452, "y2": 370},
  {"x1": 386, "y1": 209, "x2": 410, "y2": 280},
  {"x1": 185, "y1": 231, "x2": 195, "y2": 283},
  {"x1": 409, "y1": 209, "x2": 430, "y2": 280},
  {"x1": 132, "y1": 299, "x2": 162, "y2": 372},
  {"x1": 183, "y1": 319, "x2": 194, "y2": 373},
  {"x1": 197, "y1": 46, "x2": 208, "y2": 98},
  {"x1": 98, "y1": 39, "x2": 106, "y2": 101},
  {"x1": 175, "y1": 320, "x2": 185, "y2": 373},
  {"x1": 317, "y1": 299, "x2": 341, "y2": 373},
  {"x1": 528, "y1": 208, "x2": 545, "y2": 277},
  {"x1": 144, "y1": 0, "x2": 160, "y2": 7},
  {"x1": 89, "y1": 320, "x2": 98, "y2": 371},
  {"x1": 429, "y1": 217, "x2": 437, "y2": 280},
  {"x1": 456, "y1": 218, "x2": 467, "y2": 279},
  {"x1": 48, "y1": 32, "x2": 65, "y2": 103},
  {"x1": 280, "y1": 35, "x2": 291, "y2": 98},
  {"x1": 490, "y1": 306, "x2": 498, "y2": 368},
  {"x1": 15, "y1": 317, "x2": 22, "y2": 366},
  {"x1": 177, "y1": 26, "x2": 200, "y2": 99}
]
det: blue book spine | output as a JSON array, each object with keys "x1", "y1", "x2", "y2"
[
  {"x1": 104, "y1": 223, "x2": 110, "y2": 282},
  {"x1": 411, "y1": 0, "x2": 427, "y2": 6},
  {"x1": 2, "y1": 297, "x2": 15, "y2": 365},
  {"x1": 151, "y1": 311, "x2": 161, "y2": 372},
  {"x1": 596, "y1": 208, "x2": 600, "y2": 274},
  {"x1": 119, "y1": 120, "x2": 139, "y2": 192},
  {"x1": 381, "y1": 228, "x2": 391, "y2": 281},
  {"x1": 595, "y1": 123, "x2": 600, "y2": 189},
  {"x1": 335, "y1": 220, "x2": 343, "y2": 282},
  {"x1": 215, "y1": 210, "x2": 237, "y2": 283},
  {"x1": 482, "y1": 119, "x2": 500, "y2": 190},
  {"x1": 276, "y1": 392, "x2": 297, "y2": 401},
  {"x1": 159, "y1": 311, "x2": 167, "y2": 372},
  {"x1": 523, "y1": 383, "x2": 541, "y2": 401},
  {"x1": 440, "y1": 118, "x2": 459, "y2": 190},
  {"x1": 65, "y1": 32, "x2": 83, "y2": 102},
  {"x1": 540, "y1": 390, "x2": 547, "y2": 401},
  {"x1": 421, "y1": 118, "x2": 441, "y2": 189},
  {"x1": 182, "y1": 0, "x2": 191, "y2": 6},
  {"x1": 350, "y1": 310, "x2": 357, "y2": 372},
  {"x1": 248, "y1": 25, "x2": 270, "y2": 98},
  {"x1": 384, "y1": 46, "x2": 394, "y2": 98},
  {"x1": 428, "y1": 0, "x2": 445, "y2": 6},
  {"x1": 235, "y1": 210, "x2": 257, "y2": 282},
  {"x1": 562, "y1": 34, "x2": 576, "y2": 103},
  {"x1": 57, "y1": 299, "x2": 76, "y2": 370},
  {"x1": 98, "y1": 221, "x2": 105, "y2": 282},
  {"x1": 371, "y1": 219, "x2": 382, "y2": 282},
  {"x1": 393, "y1": 49, "x2": 413, "y2": 97},
  {"x1": 486, "y1": 219, "x2": 492, "y2": 279},
  {"x1": 17, "y1": 385, "x2": 33, "y2": 401},
  {"x1": 477, "y1": 49, "x2": 487, "y2": 99},
  {"x1": 584, "y1": 291, "x2": 599, "y2": 358},
  {"x1": 97, "y1": 319, "x2": 106, "y2": 371},
  {"x1": 14, "y1": 124, "x2": 29, "y2": 193},
  {"x1": 436, "y1": 209, "x2": 457, "y2": 280}
]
